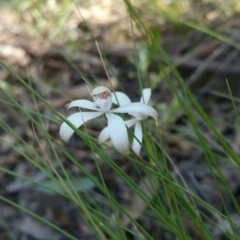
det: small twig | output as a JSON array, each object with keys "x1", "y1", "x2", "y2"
[
  {"x1": 95, "y1": 40, "x2": 114, "y2": 91},
  {"x1": 209, "y1": 90, "x2": 240, "y2": 104}
]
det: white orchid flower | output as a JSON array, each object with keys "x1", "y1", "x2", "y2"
[
  {"x1": 99, "y1": 88, "x2": 158, "y2": 155},
  {"x1": 59, "y1": 86, "x2": 158, "y2": 154}
]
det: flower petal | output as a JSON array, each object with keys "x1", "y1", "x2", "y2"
[
  {"x1": 111, "y1": 102, "x2": 159, "y2": 120},
  {"x1": 105, "y1": 113, "x2": 129, "y2": 153},
  {"x1": 140, "y1": 88, "x2": 151, "y2": 104},
  {"x1": 98, "y1": 126, "x2": 110, "y2": 144},
  {"x1": 112, "y1": 92, "x2": 132, "y2": 106},
  {"x1": 99, "y1": 118, "x2": 137, "y2": 144},
  {"x1": 132, "y1": 121, "x2": 143, "y2": 156},
  {"x1": 125, "y1": 119, "x2": 137, "y2": 128},
  {"x1": 67, "y1": 100, "x2": 99, "y2": 111},
  {"x1": 59, "y1": 112, "x2": 103, "y2": 142}
]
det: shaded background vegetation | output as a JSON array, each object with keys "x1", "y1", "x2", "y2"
[{"x1": 1, "y1": 0, "x2": 240, "y2": 239}]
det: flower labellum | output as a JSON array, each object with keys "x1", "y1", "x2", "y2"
[{"x1": 91, "y1": 86, "x2": 111, "y2": 101}]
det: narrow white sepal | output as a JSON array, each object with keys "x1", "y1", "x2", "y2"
[
  {"x1": 111, "y1": 102, "x2": 159, "y2": 120},
  {"x1": 98, "y1": 126, "x2": 110, "y2": 144},
  {"x1": 59, "y1": 112, "x2": 103, "y2": 142},
  {"x1": 125, "y1": 119, "x2": 137, "y2": 128},
  {"x1": 140, "y1": 88, "x2": 151, "y2": 104},
  {"x1": 67, "y1": 100, "x2": 99, "y2": 111},
  {"x1": 112, "y1": 92, "x2": 132, "y2": 106},
  {"x1": 105, "y1": 113, "x2": 129, "y2": 153},
  {"x1": 132, "y1": 121, "x2": 143, "y2": 156},
  {"x1": 98, "y1": 119, "x2": 137, "y2": 144}
]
